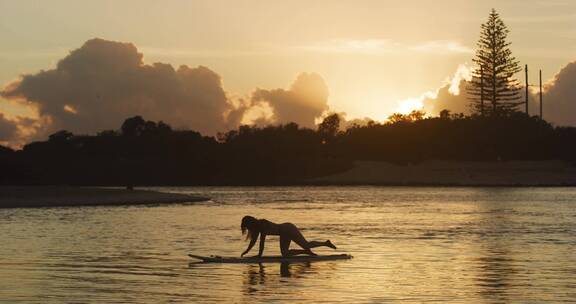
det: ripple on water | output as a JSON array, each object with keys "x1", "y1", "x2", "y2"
[{"x1": 0, "y1": 186, "x2": 575, "y2": 303}]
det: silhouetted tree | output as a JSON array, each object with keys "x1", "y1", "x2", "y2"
[
  {"x1": 121, "y1": 116, "x2": 147, "y2": 136},
  {"x1": 120, "y1": 116, "x2": 173, "y2": 137},
  {"x1": 387, "y1": 113, "x2": 407, "y2": 124},
  {"x1": 156, "y1": 121, "x2": 172, "y2": 134},
  {"x1": 407, "y1": 110, "x2": 426, "y2": 121},
  {"x1": 439, "y1": 109, "x2": 451, "y2": 120},
  {"x1": 97, "y1": 130, "x2": 119, "y2": 137},
  {"x1": 387, "y1": 110, "x2": 426, "y2": 124},
  {"x1": 318, "y1": 113, "x2": 340, "y2": 142},
  {"x1": 48, "y1": 130, "x2": 74, "y2": 143},
  {"x1": 467, "y1": 9, "x2": 522, "y2": 116},
  {"x1": 0, "y1": 145, "x2": 14, "y2": 155}
]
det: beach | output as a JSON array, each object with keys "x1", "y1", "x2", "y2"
[
  {"x1": 0, "y1": 186, "x2": 210, "y2": 208},
  {"x1": 311, "y1": 160, "x2": 576, "y2": 186}
]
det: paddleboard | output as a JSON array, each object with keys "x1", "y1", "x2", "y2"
[{"x1": 188, "y1": 253, "x2": 352, "y2": 263}]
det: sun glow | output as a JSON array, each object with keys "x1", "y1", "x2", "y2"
[
  {"x1": 396, "y1": 97, "x2": 425, "y2": 115},
  {"x1": 395, "y1": 90, "x2": 438, "y2": 115}
]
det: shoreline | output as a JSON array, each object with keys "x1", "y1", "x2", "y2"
[
  {"x1": 0, "y1": 186, "x2": 210, "y2": 209},
  {"x1": 308, "y1": 160, "x2": 576, "y2": 187}
]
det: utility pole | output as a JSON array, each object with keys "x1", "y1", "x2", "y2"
[
  {"x1": 539, "y1": 69, "x2": 543, "y2": 120},
  {"x1": 492, "y1": 63, "x2": 497, "y2": 115},
  {"x1": 480, "y1": 66, "x2": 484, "y2": 117},
  {"x1": 525, "y1": 64, "x2": 529, "y2": 115}
]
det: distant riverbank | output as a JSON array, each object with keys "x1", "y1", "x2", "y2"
[
  {"x1": 0, "y1": 186, "x2": 210, "y2": 208},
  {"x1": 310, "y1": 160, "x2": 576, "y2": 186}
]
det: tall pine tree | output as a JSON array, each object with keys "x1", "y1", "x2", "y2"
[{"x1": 467, "y1": 9, "x2": 522, "y2": 116}]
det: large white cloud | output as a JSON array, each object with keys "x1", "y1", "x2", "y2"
[
  {"x1": 2, "y1": 38, "x2": 234, "y2": 137},
  {"x1": 1, "y1": 39, "x2": 334, "y2": 146}
]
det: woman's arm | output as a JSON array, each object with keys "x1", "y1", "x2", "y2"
[
  {"x1": 241, "y1": 233, "x2": 258, "y2": 257},
  {"x1": 257, "y1": 234, "x2": 266, "y2": 257}
]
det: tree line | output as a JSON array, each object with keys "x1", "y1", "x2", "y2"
[{"x1": 1, "y1": 112, "x2": 575, "y2": 185}]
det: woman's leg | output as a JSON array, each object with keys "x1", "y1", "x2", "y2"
[
  {"x1": 280, "y1": 233, "x2": 313, "y2": 257},
  {"x1": 289, "y1": 224, "x2": 336, "y2": 250},
  {"x1": 280, "y1": 234, "x2": 291, "y2": 256}
]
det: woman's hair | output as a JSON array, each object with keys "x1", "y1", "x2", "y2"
[{"x1": 241, "y1": 215, "x2": 259, "y2": 241}]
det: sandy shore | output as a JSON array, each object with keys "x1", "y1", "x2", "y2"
[
  {"x1": 310, "y1": 160, "x2": 576, "y2": 186},
  {"x1": 0, "y1": 186, "x2": 210, "y2": 208}
]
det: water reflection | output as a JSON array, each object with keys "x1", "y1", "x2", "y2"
[
  {"x1": 242, "y1": 262, "x2": 314, "y2": 294},
  {"x1": 474, "y1": 203, "x2": 517, "y2": 303},
  {"x1": 280, "y1": 262, "x2": 312, "y2": 278},
  {"x1": 475, "y1": 248, "x2": 515, "y2": 302},
  {"x1": 241, "y1": 261, "x2": 340, "y2": 299},
  {"x1": 244, "y1": 264, "x2": 266, "y2": 294}
]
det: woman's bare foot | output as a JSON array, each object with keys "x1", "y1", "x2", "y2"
[{"x1": 326, "y1": 240, "x2": 337, "y2": 249}]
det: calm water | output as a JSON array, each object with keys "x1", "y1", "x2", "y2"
[{"x1": 1, "y1": 187, "x2": 575, "y2": 303}]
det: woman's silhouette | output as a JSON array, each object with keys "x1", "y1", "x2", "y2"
[{"x1": 240, "y1": 215, "x2": 337, "y2": 257}]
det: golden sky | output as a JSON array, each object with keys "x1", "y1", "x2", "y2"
[{"x1": 0, "y1": 0, "x2": 575, "y2": 145}]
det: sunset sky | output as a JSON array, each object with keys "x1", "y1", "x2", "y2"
[{"x1": 1, "y1": 0, "x2": 575, "y2": 146}]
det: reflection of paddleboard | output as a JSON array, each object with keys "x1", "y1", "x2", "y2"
[{"x1": 188, "y1": 253, "x2": 352, "y2": 264}]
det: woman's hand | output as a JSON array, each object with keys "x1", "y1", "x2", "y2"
[{"x1": 241, "y1": 233, "x2": 258, "y2": 257}]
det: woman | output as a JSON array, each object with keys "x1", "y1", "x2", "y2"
[{"x1": 240, "y1": 215, "x2": 337, "y2": 257}]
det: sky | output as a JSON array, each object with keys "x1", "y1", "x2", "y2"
[{"x1": 0, "y1": 0, "x2": 575, "y2": 146}]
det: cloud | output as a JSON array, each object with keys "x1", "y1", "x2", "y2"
[
  {"x1": 541, "y1": 61, "x2": 576, "y2": 126},
  {"x1": 408, "y1": 41, "x2": 474, "y2": 54},
  {"x1": 404, "y1": 60, "x2": 576, "y2": 128},
  {"x1": 0, "y1": 97, "x2": 46, "y2": 147},
  {"x1": 0, "y1": 112, "x2": 46, "y2": 148},
  {"x1": 394, "y1": 63, "x2": 473, "y2": 116},
  {"x1": 1, "y1": 38, "x2": 338, "y2": 146},
  {"x1": 2, "y1": 38, "x2": 236, "y2": 137},
  {"x1": 421, "y1": 80, "x2": 470, "y2": 115},
  {"x1": 300, "y1": 39, "x2": 472, "y2": 55},
  {"x1": 250, "y1": 72, "x2": 329, "y2": 128},
  {"x1": 240, "y1": 101, "x2": 274, "y2": 126},
  {"x1": 0, "y1": 113, "x2": 18, "y2": 143}
]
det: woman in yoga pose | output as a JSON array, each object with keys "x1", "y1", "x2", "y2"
[{"x1": 240, "y1": 215, "x2": 337, "y2": 257}]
